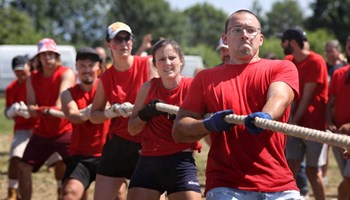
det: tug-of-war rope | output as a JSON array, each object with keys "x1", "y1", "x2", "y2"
[{"x1": 40, "y1": 102, "x2": 350, "y2": 150}]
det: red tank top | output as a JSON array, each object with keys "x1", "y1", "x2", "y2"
[
  {"x1": 100, "y1": 56, "x2": 150, "y2": 142},
  {"x1": 141, "y1": 77, "x2": 202, "y2": 156},
  {"x1": 31, "y1": 66, "x2": 72, "y2": 137},
  {"x1": 68, "y1": 81, "x2": 109, "y2": 156}
]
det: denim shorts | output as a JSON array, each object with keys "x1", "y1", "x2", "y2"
[{"x1": 206, "y1": 187, "x2": 301, "y2": 200}]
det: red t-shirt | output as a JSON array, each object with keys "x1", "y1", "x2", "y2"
[
  {"x1": 30, "y1": 66, "x2": 73, "y2": 138},
  {"x1": 5, "y1": 80, "x2": 37, "y2": 131},
  {"x1": 100, "y1": 56, "x2": 150, "y2": 143},
  {"x1": 286, "y1": 52, "x2": 328, "y2": 130},
  {"x1": 181, "y1": 59, "x2": 299, "y2": 193},
  {"x1": 68, "y1": 81, "x2": 109, "y2": 156},
  {"x1": 329, "y1": 65, "x2": 350, "y2": 127},
  {"x1": 141, "y1": 77, "x2": 201, "y2": 156}
]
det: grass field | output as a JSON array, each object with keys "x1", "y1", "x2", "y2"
[{"x1": 0, "y1": 97, "x2": 343, "y2": 199}]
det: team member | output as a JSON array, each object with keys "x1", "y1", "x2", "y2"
[
  {"x1": 172, "y1": 10, "x2": 301, "y2": 199},
  {"x1": 60, "y1": 48, "x2": 109, "y2": 200},
  {"x1": 326, "y1": 64, "x2": 350, "y2": 200},
  {"x1": 281, "y1": 27, "x2": 328, "y2": 200},
  {"x1": 18, "y1": 38, "x2": 76, "y2": 200},
  {"x1": 127, "y1": 39, "x2": 202, "y2": 200},
  {"x1": 4, "y1": 55, "x2": 36, "y2": 200},
  {"x1": 90, "y1": 21, "x2": 158, "y2": 200}
]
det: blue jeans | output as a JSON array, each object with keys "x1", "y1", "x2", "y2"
[
  {"x1": 206, "y1": 187, "x2": 301, "y2": 200},
  {"x1": 296, "y1": 162, "x2": 308, "y2": 196}
]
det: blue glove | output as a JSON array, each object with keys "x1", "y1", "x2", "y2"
[
  {"x1": 204, "y1": 110, "x2": 234, "y2": 132},
  {"x1": 244, "y1": 112, "x2": 272, "y2": 134}
]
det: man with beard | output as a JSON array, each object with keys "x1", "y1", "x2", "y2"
[
  {"x1": 60, "y1": 48, "x2": 110, "y2": 200},
  {"x1": 281, "y1": 27, "x2": 328, "y2": 200}
]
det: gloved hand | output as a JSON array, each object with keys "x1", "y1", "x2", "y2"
[
  {"x1": 80, "y1": 104, "x2": 92, "y2": 121},
  {"x1": 118, "y1": 102, "x2": 133, "y2": 118},
  {"x1": 138, "y1": 99, "x2": 162, "y2": 121},
  {"x1": 104, "y1": 103, "x2": 121, "y2": 118},
  {"x1": 244, "y1": 112, "x2": 272, "y2": 134},
  {"x1": 6, "y1": 102, "x2": 20, "y2": 118},
  {"x1": 16, "y1": 101, "x2": 30, "y2": 119},
  {"x1": 203, "y1": 110, "x2": 234, "y2": 132}
]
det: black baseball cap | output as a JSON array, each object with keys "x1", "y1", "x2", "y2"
[
  {"x1": 76, "y1": 47, "x2": 101, "y2": 62},
  {"x1": 280, "y1": 27, "x2": 307, "y2": 42},
  {"x1": 12, "y1": 55, "x2": 28, "y2": 71}
]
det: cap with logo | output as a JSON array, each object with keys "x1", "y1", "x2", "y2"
[{"x1": 106, "y1": 22, "x2": 133, "y2": 40}]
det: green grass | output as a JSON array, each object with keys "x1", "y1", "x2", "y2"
[{"x1": 0, "y1": 97, "x2": 14, "y2": 135}]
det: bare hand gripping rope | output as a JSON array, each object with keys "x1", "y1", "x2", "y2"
[{"x1": 31, "y1": 102, "x2": 350, "y2": 150}]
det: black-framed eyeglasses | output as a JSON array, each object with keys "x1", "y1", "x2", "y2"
[{"x1": 112, "y1": 35, "x2": 133, "y2": 44}]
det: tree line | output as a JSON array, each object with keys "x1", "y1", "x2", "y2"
[{"x1": 1, "y1": 0, "x2": 349, "y2": 67}]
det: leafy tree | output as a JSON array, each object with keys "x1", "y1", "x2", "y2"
[
  {"x1": 264, "y1": 0, "x2": 304, "y2": 37},
  {"x1": 306, "y1": 0, "x2": 350, "y2": 45},
  {"x1": 105, "y1": 0, "x2": 187, "y2": 51},
  {"x1": 183, "y1": 3, "x2": 228, "y2": 47},
  {"x1": 0, "y1": 6, "x2": 42, "y2": 44}
]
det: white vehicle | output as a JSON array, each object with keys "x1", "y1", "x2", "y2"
[
  {"x1": 0, "y1": 45, "x2": 76, "y2": 92},
  {"x1": 182, "y1": 55, "x2": 204, "y2": 77}
]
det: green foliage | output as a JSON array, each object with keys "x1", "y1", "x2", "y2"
[
  {"x1": 306, "y1": 28, "x2": 336, "y2": 57},
  {"x1": 306, "y1": 0, "x2": 350, "y2": 45},
  {"x1": 260, "y1": 38, "x2": 284, "y2": 59},
  {"x1": 0, "y1": 7, "x2": 42, "y2": 44},
  {"x1": 183, "y1": 3, "x2": 228, "y2": 47},
  {"x1": 264, "y1": 0, "x2": 304, "y2": 38},
  {"x1": 0, "y1": 97, "x2": 14, "y2": 135}
]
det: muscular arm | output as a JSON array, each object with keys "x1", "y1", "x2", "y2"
[
  {"x1": 172, "y1": 109, "x2": 210, "y2": 143},
  {"x1": 90, "y1": 81, "x2": 108, "y2": 124},
  {"x1": 26, "y1": 75, "x2": 38, "y2": 117},
  {"x1": 61, "y1": 90, "x2": 85, "y2": 124},
  {"x1": 56, "y1": 69, "x2": 76, "y2": 108},
  {"x1": 262, "y1": 81, "x2": 295, "y2": 120},
  {"x1": 289, "y1": 82, "x2": 317, "y2": 124},
  {"x1": 128, "y1": 82, "x2": 150, "y2": 135}
]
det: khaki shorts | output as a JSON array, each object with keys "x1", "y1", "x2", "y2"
[
  {"x1": 285, "y1": 136, "x2": 326, "y2": 167},
  {"x1": 332, "y1": 146, "x2": 350, "y2": 178},
  {"x1": 10, "y1": 130, "x2": 32, "y2": 158}
]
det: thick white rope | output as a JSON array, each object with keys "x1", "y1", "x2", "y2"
[{"x1": 30, "y1": 101, "x2": 350, "y2": 150}]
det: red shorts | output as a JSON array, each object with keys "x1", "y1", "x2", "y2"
[{"x1": 22, "y1": 133, "x2": 72, "y2": 172}]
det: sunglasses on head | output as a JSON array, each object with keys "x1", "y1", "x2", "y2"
[{"x1": 112, "y1": 35, "x2": 133, "y2": 44}]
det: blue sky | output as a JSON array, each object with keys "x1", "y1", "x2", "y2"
[{"x1": 165, "y1": 0, "x2": 315, "y2": 17}]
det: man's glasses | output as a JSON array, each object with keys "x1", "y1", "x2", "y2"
[
  {"x1": 228, "y1": 26, "x2": 260, "y2": 38},
  {"x1": 111, "y1": 35, "x2": 133, "y2": 44}
]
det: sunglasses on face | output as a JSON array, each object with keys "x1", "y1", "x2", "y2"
[{"x1": 112, "y1": 35, "x2": 133, "y2": 44}]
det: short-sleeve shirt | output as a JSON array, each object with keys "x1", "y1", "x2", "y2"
[
  {"x1": 329, "y1": 65, "x2": 350, "y2": 127},
  {"x1": 181, "y1": 59, "x2": 299, "y2": 193},
  {"x1": 30, "y1": 66, "x2": 73, "y2": 138},
  {"x1": 6, "y1": 79, "x2": 37, "y2": 131},
  {"x1": 68, "y1": 81, "x2": 109, "y2": 156},
  {"x1": 286, "y1": 51, "x2": 328, "y2": 130},
  {"x1": 141, "y1": 77, "x2": 201, "y2": 156},
  {"x1": 100, "y1": 56, "x2": 150, "y2": 143}
]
